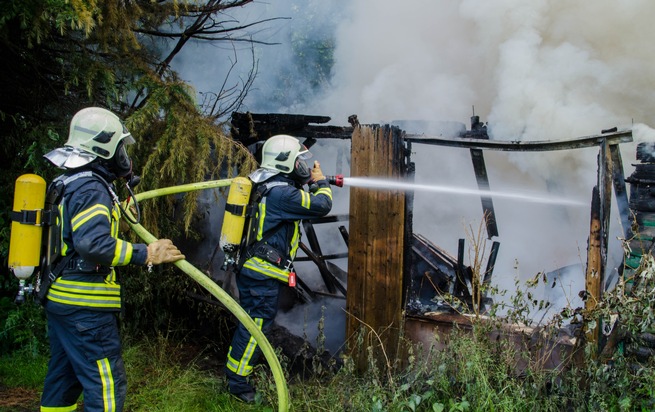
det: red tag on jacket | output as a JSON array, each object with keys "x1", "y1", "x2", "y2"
[{"x1": 288, "y1": 272, "x2": 296, "y2": 287}]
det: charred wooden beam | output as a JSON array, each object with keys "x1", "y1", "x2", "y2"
[
  {"x1": 408, "y1": 234, "x2": 458, "y2": 306},
  {"x1": 305, "y1": 214, "x2": 349, "y2": 224},
  {"x1": 338, "y1": 226, "x2": 349, "y2": 246},
  {"x1": 298, "y1": 242, "x2": 346, "y2": 296},
  {"x1": 230, "y1": 112, "x2": 353, "y2": 146},
  {"x1": 625, "y1": 145, "x2": 655, "y2": 273},
  {"x1": 483, "y1": 241, "x2": 500, "y2": 287},
  {"x1": 406, "y1": 130, "x2": 633, "y2": 151},
  {"x1": 454, "y1": 239, "x2": 472, "y2": 303},
  {"x1": 302, "y1": 220, "x2": 324, "y2": 256},
  {"x1": 295, "y1": 252, "x2": 349, "y2": 262},
  {"x1": 637, "y1": 142, "x2": 655, "y2": 162},
  {"x1": 609, "y1": 144, "x2": 632, "y2": 241},
  {"x1": 231, "y1": 112, "x2": 633, "y2": 153},
  {"x1": 470, "y1": 148, "x2": 499, "y2": 238}
]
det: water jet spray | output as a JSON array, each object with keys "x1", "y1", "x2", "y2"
[{"x1": 329, "y1": 175, "x2": 586, "y2": 206}]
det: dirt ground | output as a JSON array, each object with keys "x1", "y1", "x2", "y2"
[{"x1": 0, "y1": 385, "x2": 40, "y2": 412}]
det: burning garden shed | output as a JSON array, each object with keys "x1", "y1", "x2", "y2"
[{"x1": 226, "y1": 111, "x2": 636, "y2": 369}]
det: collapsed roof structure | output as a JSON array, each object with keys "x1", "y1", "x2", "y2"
[{"x1": 227, "y1": 111, "x2": 639, "y2": 370}]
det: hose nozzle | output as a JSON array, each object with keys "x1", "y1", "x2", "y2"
[{"x1": 327, "y1": 174, "x2": 344, "y2": 187}]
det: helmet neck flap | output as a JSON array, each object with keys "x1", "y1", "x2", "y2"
[{"x1": 44, "y1": 107, "x2": 135, "y2": 178}]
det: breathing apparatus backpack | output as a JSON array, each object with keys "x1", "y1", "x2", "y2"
[
  {"x1": 8, "y1": 171, "x2": 113, "y2": 305},
  {"x1": 219, "y1": 177, "x2": 290, "y2": 273}
]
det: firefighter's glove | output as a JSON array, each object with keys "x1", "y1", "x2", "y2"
[
  {"x1": 310, "y1": 161, "x2": 326, "y2": 182},
  {"x1": 147, "y1": 239, "x2": 185, "y2": 265}
]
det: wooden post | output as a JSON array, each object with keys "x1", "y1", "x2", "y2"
[
  {"x1": 346, "y1": 124, "x2": 406, "y2": 372},
  {"x1": 585, "y1": 141, "x2": 612, "y2": 349}
]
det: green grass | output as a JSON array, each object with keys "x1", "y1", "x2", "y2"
[
  {"x1": 122, "y1": 335, "x2": 273, "y2": 412},
  {"x1": 0, "y1": 350, "x2": 49, "y2": 389},
  {"x1": 1, "y1": 323, "x2": 654, "y2": 412}
]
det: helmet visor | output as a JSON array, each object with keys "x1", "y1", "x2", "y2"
[
  {"x1": 121, "y1": 123, "x2": 135, "y2": 144},
  {"x1": 298, "y1": 145, "x2": 312, "y2": 161}
]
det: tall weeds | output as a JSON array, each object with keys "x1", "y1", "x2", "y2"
[{"x1": 3, "y1": 226, "x2": 655, "y2": 411}]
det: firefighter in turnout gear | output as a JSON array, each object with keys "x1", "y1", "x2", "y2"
[
  {"x1": 39, "y1": 107, "x2": 185, "y2": 412},
  {"x1": 226, "y1": 135, "x2": 333, "y2": 403}
]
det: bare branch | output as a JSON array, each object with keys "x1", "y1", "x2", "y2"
[{"x1": 199, "y1": 43, "x2": 258, "y2": 120}]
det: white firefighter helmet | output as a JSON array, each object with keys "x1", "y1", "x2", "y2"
[
  {"x1": 44, "y1": 107, "x2": 135, "y2": 170},
  {"x1": 259, "y1": 134, "x2": 312, "y2": 183}
]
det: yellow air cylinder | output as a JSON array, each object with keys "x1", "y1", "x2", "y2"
[
  {"x1": 220, "y1": 177, "x2": 252, "y2": 259},
  {"x1": 8, "y1": 174, "x2": 46, "y2": 280}
]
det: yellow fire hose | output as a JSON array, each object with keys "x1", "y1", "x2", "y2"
[{"x1": 124, "y1": 179, "x2": 289, "y2": 412}]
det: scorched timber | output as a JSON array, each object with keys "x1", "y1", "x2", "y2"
[{"x1": 405, "y1": 130, "x2": 632, "y2": 151}]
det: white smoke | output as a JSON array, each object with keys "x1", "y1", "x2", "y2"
[
  {"x1": 175, "y1": 1, "x2": 655, "y2": 326},
  {"x1": 302, "y1": 0, "x2": 655, "y2": 315}
]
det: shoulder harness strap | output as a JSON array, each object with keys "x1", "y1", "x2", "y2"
[{"x1": 237, "y1": 181, "x2": 292, "y2": 270}]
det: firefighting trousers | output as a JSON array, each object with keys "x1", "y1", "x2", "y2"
[
  {"x1": 40, "y1": 309, "x2": 127, "y2": 412},
  {"x1": 225, "y1": 270, "x2": 282, "y2": 394}
]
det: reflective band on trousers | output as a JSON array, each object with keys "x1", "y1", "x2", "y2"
[
  {"x1": 97, "y1": 358, "x2": 117, "y2": 412},
  {"x1": 40, "y1": 405, "x2": 77, "y2": 411},
  {"x1": 226, "y1": 318, "x2": 264, "y2": 376}
]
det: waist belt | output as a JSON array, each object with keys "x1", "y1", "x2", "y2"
[
  {"x1": 253, "y1": 243, "x2": 292, "y2": 270},
  {"x1": 64, "y1": 257, "x2": 111, "y2": 274}
]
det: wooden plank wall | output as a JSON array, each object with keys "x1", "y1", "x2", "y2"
[{"x1": 346, "y1": 124, "x2": 406, "y2": 371}]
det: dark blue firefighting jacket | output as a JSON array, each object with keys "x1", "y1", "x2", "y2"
[
  {"x1": 46, "y1": 165, "x2": 148, "y2": 311},
  {"x1": 242, "y1": 174, "x2": 332, "y2": 283}
]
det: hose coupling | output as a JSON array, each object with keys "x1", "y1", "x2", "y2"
[{"x1": 326, "y1": 174, "x2": 344, "y2": 187}]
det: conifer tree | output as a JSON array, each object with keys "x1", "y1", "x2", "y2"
[{"x1": 0, "y1": 1, "x2": 267, "y2": 310}]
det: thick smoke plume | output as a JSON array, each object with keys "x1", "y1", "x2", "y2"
[
  {"x1": 175, "y1": 1, "x2": 655, "y2": 329},
  {"x1": 308, "y1": 0, "x2": 655, "y2": 313}
]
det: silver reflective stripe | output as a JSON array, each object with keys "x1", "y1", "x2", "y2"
[
  {"x1": 97, "y1": 358, "x2": 116, "y2": 412},
  {"x1": 62, "y1": 170, "x2": 94, "y2": 185},
  {"x1": 74, "y1": 124, "x2": 100, "y2": 136}
]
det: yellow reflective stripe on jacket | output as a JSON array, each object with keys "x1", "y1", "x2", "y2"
[
  {"x1": 106, "y1": 270, "x2": 117, "y2": 283},
  {"x1": 47, "y1": 292, "x2": 121, "y2": 309},
  {"x1": 256, "y1": 202, "x2": 267, "y2": 240},
  {"x1": 48, "y1": 278, "x2": 121, "y2": 309},
  {"x1": 315, "y1": 187, "x2": 332, "y2": 200},
  {"x1": 242, "y1": 257, "x2": 290, "y2": 282},
  {"x1": 300, "y1": 191, "x2": 311, "y2": 209},
  {"x1": 111, "y1": 207, "x2": 120, "y2": 238},
  {"x1": 52, "y1": 278, "x2": 120, "y2": 293},
  {"x1": 58, "y1": 202, "x2": 69, "y2": 257},
  {"x1": 71, "y1": 204, "x2": 110, "y2": 231},
  {"x1": 111, "y1": 239, "x2": 133, "y2": 266},
  {"x1": 97, "y1": 358, "x2": 117, "y2": 412},
  {"x1": 226, "y1": 318, "x2": 264, "y2": 376},
  {"x1": 289, "y1": 221, "x2": 300, "y2": 260}
]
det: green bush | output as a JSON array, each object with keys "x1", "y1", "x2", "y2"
[{"x1": 0, "y1": 297, "x2": 48, "y2": 357}]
